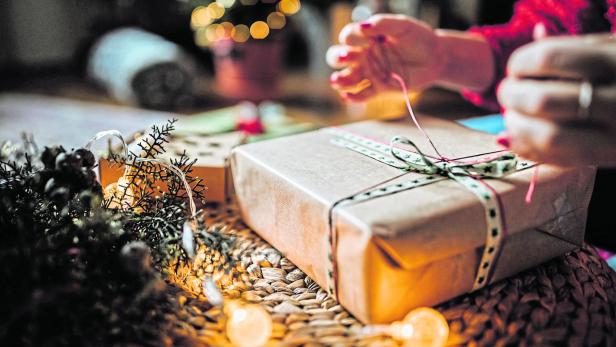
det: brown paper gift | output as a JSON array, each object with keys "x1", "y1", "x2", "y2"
[
  {"x1": 99, "y1": 131, "x2": 243, "y2": 202},
  {"x1": 230, "y1": 116, "x2": 596, "y2": 323}
]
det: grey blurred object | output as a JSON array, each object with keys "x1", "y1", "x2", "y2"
[
  {"x1": 295, "y1": 3, "x2": 330, "y2": 78},
  {"x1": 87, "y1": 27, "x2": 197, "y2": 110},
  {"x1": 0, "y1": 0, "x2": 97, "y2": 67}
]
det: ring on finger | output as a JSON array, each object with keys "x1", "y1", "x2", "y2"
[{"x1": 577, "y1": 81, "x2": 593, "y2": 121}]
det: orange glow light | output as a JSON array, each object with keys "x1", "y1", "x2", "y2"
[
  {"x1": 206, "y1": 2, "x2": 225, "y2": 19},
  {"x1": 205, "y1": 24, "x2": 219, "y2": 42},
  {"x1": 398, "y1": 307, "x2": 449, "y2": 347},
  {"x1": 194, "y1": 28, "x2": 210, "y2": 47},
  {"x1": 232, "y1": 24, "x2": 250, "y2": 43},
  {"x1": 191, "y1": 6, "x2": 212, "y2": 28},
  {"x1": 278, "y1": 0, "x2": 301, "y2": 15},
  {"x1": 250, "y1": 21, "x2": 270, "y2": 39},
  {"x1": 219, "y1": 21, "x2": 234, "y2": 39},
  {"x1": 267, "y1": 12, "x2": 286, "y2": 29}
]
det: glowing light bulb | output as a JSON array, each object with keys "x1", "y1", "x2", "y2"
[
  {"x1": 103, "y1": 177, "x2": 134, "y2": 209},
  {"x1": 194, "y1": 28, "x2": 210, "y2": 47},
  {"x1": 225, "y1": 301, "x2": 272, "y2": 347},
  {"x1": 267, "y1": 12, "x2": 286, "y2": 30},
  {"x1": 217, "y1": 21, "x2": 234, "y2": 39},
  {"x1": 217, "y1": 0, "x2": 235, "y2": 8},
  {"x1": 232, "y1": 24, "x2": 250, "y2": 43},
  {"x1": 278, "y1": 0, "x2": 301, "y2": 15},
  {"x1": 206, "y1": 2, "x2": 225, "y2": 19},
  {"x1": 191, "y1": 6, "x2": 212, "y2": 28},
  {"x1": 397, "y1": 307, "x2": 449, "y2": 347},
  {"x1": 250, "y1": 21, "x2": 269, "y2": 39},
  {"x1": 206, "y1": 24, "x2": 219, "y2": 42}
]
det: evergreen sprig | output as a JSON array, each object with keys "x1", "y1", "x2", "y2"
[
  {"x1": 104, "y1": 120, "x2": 217, "y2": 266},
  {"x1": 0, "y1": 120, "x2": 237, "y2": 346},
  {"x1": 0, "y1": 144, "x2": 171, "y2": 346}
]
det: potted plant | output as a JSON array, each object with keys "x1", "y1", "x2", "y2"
[{"x1": 190, "y1": 0, "x2": 301, "y2": 101}]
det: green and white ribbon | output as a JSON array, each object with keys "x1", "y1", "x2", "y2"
[{"x1": 324, "y1": 128, "x2": 534, "y2": 298}]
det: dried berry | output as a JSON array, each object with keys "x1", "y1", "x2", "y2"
[
  {"x1": 49, "y1": 186, "x2": 70, "y2": 203},
  {"x1": 121, "y1": 241, "x2": 153, "y2": 274},
  {"x1": 41, "y1": 146, "x2": 65, "y2": 169},
  {"x1": 55, "y1": 152, "x2": 82, "y2": 172},
  {"x1": 75, "y1": 148, "x2": 96, "y2": 168},
  {"x1": 44, "y1": 177, "x2": 57, "y2": 193}
]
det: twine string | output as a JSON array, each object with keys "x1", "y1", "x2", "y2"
[{"x1": 365, "y1": 36, "x2": 538, "y2": 200}]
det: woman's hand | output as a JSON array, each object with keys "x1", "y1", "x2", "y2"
[
  {"x1": 327, "y1": 14, "x2": 497, "y2": 102},
  {"x1": 498, "y1": 34, "x2": 616, "y2": 166},
  {"x1": 326, "y1": 14, "x2": 445, "y2": 102}
]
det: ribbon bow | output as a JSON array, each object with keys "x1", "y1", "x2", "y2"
[{"x1": 389, "y1": 135, "x2": 519, "y2": 178}]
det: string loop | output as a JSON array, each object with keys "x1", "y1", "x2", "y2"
[
  {"x1": 85, "y1": 130, "x2": 197, "y2": 219},
  {"x1": 86, "y1": 130, "x2": 131, "y2": 177}
]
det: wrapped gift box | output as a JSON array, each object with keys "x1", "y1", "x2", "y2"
[
  {"x1": 230, "y1": 116, "x2": 596, "y2": 323},
  {"x1": 99, "y1": 104, "x2": 317, "y2": 202},
  {"x1": 99, "y1": 131, "x2": 244, "y2": 202}
]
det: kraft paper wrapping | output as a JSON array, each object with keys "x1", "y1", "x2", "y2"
[{"x1": 230, "y1": 117, "x2": 596, "y2": 323}]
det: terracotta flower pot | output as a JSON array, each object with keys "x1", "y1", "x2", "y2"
[{"x1": 211, "y1": 38, "x2": 284, "y2": 102}]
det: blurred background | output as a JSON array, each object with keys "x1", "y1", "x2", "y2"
[
  {"x1": 0, "y1": 0, "x2": 517, "y2": 147},
  {"x1": 3, "y1": 0, "x2": 615, "y2": 270}
]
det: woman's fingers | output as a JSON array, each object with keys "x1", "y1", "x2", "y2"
[
  {"x1": 498, "y1": 78, "x2": 616, "y2": 126},
  {"x1": 508, "y1": 35, "x2": 616, "y2": 82},
  {"x1": 503, "y1": 34, "x2": 616, "y2": 166},
  {"x1": 360, "y1": 14, "x2": 430, "y2": 39},
  {"x1": 330, "y1": 66, "x2": 366, "y2": 89},
  {"x1": 339, "y1": 22, "x2": 369, "y2": 46},
  {"x1": 326, "y1": 45, "x2": 363, "y2": 69},
  {"x1": 505, "y1": 110, "x2": 616, "y2": 166},
  {"x1": 339, "y1": 14, "x2": 430, "y2": 46},
  {"x1": 341, "y1": 85, "x2": 377, "y2": 102}
]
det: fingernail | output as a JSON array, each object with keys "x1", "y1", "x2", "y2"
[
  {"x1": 340, "y1": 92, "x2": 350, "y2": 100},
  {"x1": 496, "y1": 81, "x2": 504, "y2": 95},
  {"x1": 339, "y1": 52, "x2": 349, "y2": 62},
  {"x1": 329, "y1": 73, "x2": 338, "y2": 83},
  {"x1": 360, "y1": 22, "x2": 373, "y2": 29},
  {"x1": 533, "y1": 23, "x2": 548, "y2": 40},
  {"x1": 496, "y1": 135, "x2": 510, "y2": 148}
]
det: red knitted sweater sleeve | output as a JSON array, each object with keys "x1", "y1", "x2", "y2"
[{"x1": 461, "y1": 0, "x2": 595, "y2": 111}]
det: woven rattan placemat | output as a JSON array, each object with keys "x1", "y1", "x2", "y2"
[{"x1": 165, "y1": 203, "x2": 616, "y2": 347}]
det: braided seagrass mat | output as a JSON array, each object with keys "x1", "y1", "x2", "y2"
[{"x1": 164, "y1": 203, "x2": 616, "y2": 347}]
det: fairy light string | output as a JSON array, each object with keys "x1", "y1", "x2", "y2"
[
  {"x1": 191, "y1": 0, "x2": 301, "y2": 46},
  {"x1": 88, "y1": 130, "x2": 273, "y2": 346},
  {"x1": 203, "y1": 277, "x2": 273, "y2": 347},
  {"x1": 86, "y1": 130, "x2": 201, "y2": 257},
  {"x1": 85, "y1": 130, "x2": 131, "y2": 178}
]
